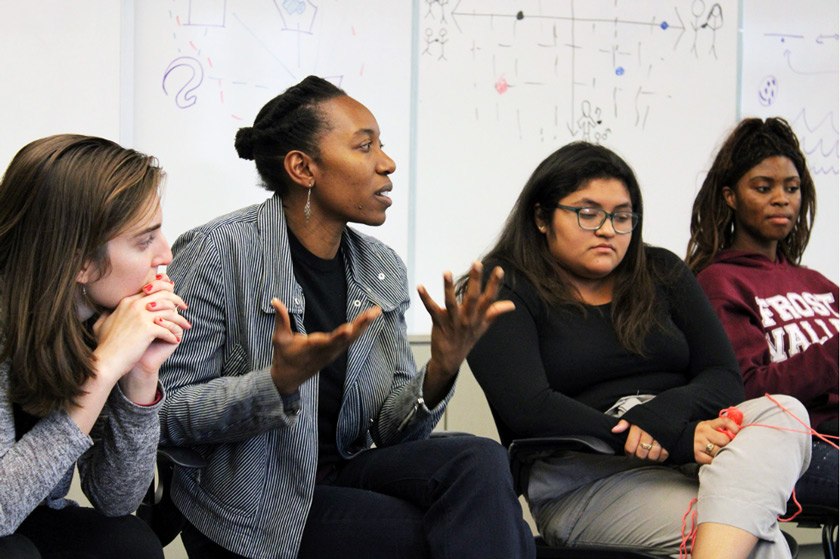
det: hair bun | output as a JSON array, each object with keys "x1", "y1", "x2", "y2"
[{"x1": 234, "y1": 127, "x2": 256, "y2": 160}]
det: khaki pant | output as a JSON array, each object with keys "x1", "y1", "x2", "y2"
[{"x1": 529, "y1": 395, "x2": 812, "y2": 559}]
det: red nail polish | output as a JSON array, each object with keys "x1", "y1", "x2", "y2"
[
  {"x1": 148, "y1": 302, "x2": 157, "y2": 308},
  {"x1": 143, "y1": 284, "x2": 153, "y2": 292},
  {"x1": 156, "y1": 274, "x2": 163, "y2": 280},
  {"x1": 176, "y1": 337, "x2": 181, "y2": 342}
]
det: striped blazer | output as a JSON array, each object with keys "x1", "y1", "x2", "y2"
[{"x1": 159, "y1": 194, "x2": 448, "y2": 559}]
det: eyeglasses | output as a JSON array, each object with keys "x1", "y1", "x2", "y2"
[{"x1": 556, "y1": 204, "x2": 639, "y2": 234}]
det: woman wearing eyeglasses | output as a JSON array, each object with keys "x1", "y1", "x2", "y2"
[{"x1": 465, "y1": 142, "x2": 811, "y2": 558}]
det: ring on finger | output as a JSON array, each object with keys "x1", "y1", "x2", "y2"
[
  {"x1": 640, "y1": 442, "x2": 653, "y2": 451},
  {"x1": 704, "y1": 442, "x2": 716, "y2": 456}
]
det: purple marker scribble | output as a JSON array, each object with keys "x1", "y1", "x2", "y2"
[
  {"x1": 758, "y1": 75, "x2": 778, "y2": 107},
  {"x1": 793, "y1": 109, "x2": 839, "y2": 175},
  {"x1": 162, "y1": 56, "x2": 205, "y2": 109}
]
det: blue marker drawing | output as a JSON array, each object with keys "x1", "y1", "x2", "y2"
[
  {"x1": 660, "y1": 21, "x2": 669, "y2": 30},
  {"x1": 615, "y1": 66, "x2": 625, "y2": 76}
]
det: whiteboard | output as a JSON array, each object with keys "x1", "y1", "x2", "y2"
[
  {"x1": 740, "y1": 0, "x2": 839, "y2": 283},
  {"x1": 132, "y1": 0, "x2": 414, "y2": 264},
  {"x1": 3, "y1": 1, "x2": 835, "y2": 336},
  {"x1": 0, "y1": 0, "x2": 122, "y2": 171},
  {"x1": 414, "y1": 0, "x2": 738, "y2": 332}
]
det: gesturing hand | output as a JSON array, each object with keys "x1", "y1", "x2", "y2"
[
  {"x1": 418, "y1": 262, "x2": 515, "y2": 380},
  {"x1": 612, "y1": 419, "x2": 670, "y2": 462},
  {"x1": 270, "y1": 297, "x2": 381, "y2": 395}
]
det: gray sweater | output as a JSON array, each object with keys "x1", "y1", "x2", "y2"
[{"x1": 0, "y1": 357, "x2": 163, "y2": 535}]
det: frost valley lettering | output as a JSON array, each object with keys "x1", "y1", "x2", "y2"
[{"x1": 756, "y1": 292, "x2": 840, "y2": 362}]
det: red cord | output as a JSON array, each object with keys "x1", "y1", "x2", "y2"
[
  {"x1": 780, "y1": 489, "x2": 803, "y2": 522},
  {"x1": 679, "y1": 498, "x2": 698, "y2": 559},
  {"x1": 681, "y1": 393, "x2": 835, "y2": 549}
]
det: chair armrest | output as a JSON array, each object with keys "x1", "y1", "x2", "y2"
[
  {"x1": 157, "y1": 446, "x2": 207, "y2": 469},
  {"x1": 509, "y1": 435, "x2": 614, "y2": 458},
  {"x1": 137, "y1": 447, "x2": 207, "y2": 547},
  {"x1": 508, "y1": 436, "x2": 615, "y2": 496}
]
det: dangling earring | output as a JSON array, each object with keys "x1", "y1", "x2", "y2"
[
  {"x1": 81, "y1": 284, "x2": 87, "y2": 297},
  {"x1": 304, "y1": 181, "x2": 313, "y2": 222}
]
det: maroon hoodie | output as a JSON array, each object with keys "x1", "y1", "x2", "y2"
[{"x1": 697, "y1": 249, "x2": 839, "y2": 428}]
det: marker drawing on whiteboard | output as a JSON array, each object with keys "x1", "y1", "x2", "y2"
[
  {"x1": 162, "y1": 56, "x2": 205, "y2": 109},
  {"x1": 425, "y1": 0, "x2": 451, "y2": 24},
  {"x1": 690, "y1": 1, "x2": 723, "y2": 59},
  {"x1": 275, "y1": 0, "x2": 318, "y2": 34},
  {"x1": 423, "y1": 27, "x2": 449, "y2": 60},
  {"x1": 427, "y1": 1, "x2": 723, "y2": 140},
  {"x1": 792, "y1": 109, "x2": 839, "y2": 176},
  {"x1": 185, "y1": 0, "x2": 227, "y2": 27},
  {"x1": 757, "y1": 76, "x2": 778, "y2": 107}
]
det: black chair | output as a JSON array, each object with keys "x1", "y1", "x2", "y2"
[
  {"x1": 508, "y1": 436, "x2": 800, "y2": 559},
  {"x1": 136, "y1": 446, "x2": 207, "y2": 547},
  {"x1": 784, "y1": 502, "x2": 838, "y2": 559},
  {"x1": 787, "y1": 420, "x2": 840, "y2": 559}
]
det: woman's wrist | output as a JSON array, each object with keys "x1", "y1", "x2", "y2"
[{"x1": 118, "y1": 370, "x2": 160, "y2": 405}]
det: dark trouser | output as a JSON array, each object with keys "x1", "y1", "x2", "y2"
[
  {"x1": 182, "y1": 435, "x2": 536, "y2": 558},
  {"x1": 10, "y1": 505, "x2": 163, "y2": 559},
  {"x1": 0, "y1": 534, "x2": 40, "y2": 559},
  {"x1": 793, "y1": 438, "x2": 839, "y2": 510}
]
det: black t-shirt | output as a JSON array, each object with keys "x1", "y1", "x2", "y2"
[{"x1": 287, "y1": 228, "x2": 348, "y2": 473}]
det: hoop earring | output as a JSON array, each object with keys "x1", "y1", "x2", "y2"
[{"x1": 304, "y1": 184, "x2": 313, "y2": 222}]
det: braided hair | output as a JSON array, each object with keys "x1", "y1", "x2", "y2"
[
  {"x1": 686, "y1": 117, "x2": 815, "y2": 273},
  {"x1": 234, "y1": 75, "x2": 346, "y2": 194}
]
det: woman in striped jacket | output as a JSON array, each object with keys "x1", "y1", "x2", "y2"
[{"x1": 158, "y1": 76, "x2": 535, "y2": 559}]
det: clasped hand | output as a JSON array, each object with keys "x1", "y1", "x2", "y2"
[
  {"x1": 693, "y1": 416, "x2": 741, "y2": 465},
  {"x1": 612, "y1": 420, "x2": 670, "y2": 462},
  {"x1": 92, "y1": 274, "x2": 191, "y2": 401}
]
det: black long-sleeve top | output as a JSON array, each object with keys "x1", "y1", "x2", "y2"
[{"x1": 468, "y1": 247, "x2": 744, "y2": 464}]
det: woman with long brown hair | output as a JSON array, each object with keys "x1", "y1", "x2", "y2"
[{"x1": 0, "y1": 134, "x2": 190, "y2": 558}]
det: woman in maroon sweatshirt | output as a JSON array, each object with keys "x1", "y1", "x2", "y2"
[{"x1": 687, "y1": 116, "x2": 838, "y2": 510}]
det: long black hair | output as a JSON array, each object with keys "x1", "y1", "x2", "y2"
[{"x1": 473, "y1": 142, "x2": 660, "y2": 355}]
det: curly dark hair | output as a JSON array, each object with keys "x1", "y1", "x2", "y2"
[{"x1": 686, "y1": 117, "x2": 815, "y2": 273}]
